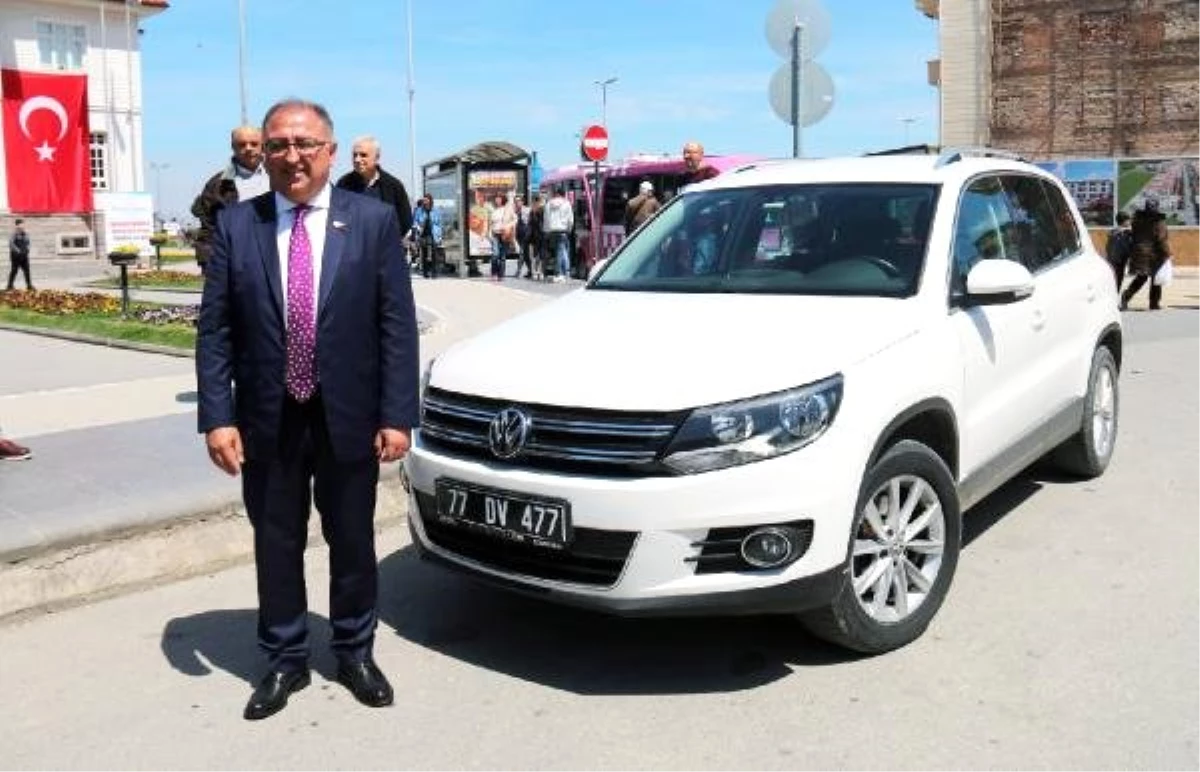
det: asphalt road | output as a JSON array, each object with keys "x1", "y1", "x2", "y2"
[{"x1": 0, "y1": 309, "x2": 1195, "y2": 770}]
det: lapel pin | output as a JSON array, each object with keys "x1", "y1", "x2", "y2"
[{"x1": 332, "y1": 220, "x2": 348, "y2": 231}]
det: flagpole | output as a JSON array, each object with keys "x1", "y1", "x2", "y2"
[{"x1": 238, "y1": 0, "x2": 248, "y2": 125}]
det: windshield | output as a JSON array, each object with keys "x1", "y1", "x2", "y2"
[{"x1": 590, "y1": 183, "x2": 939, "y2": 296}]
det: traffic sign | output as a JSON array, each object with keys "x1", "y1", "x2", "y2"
[{"x1": 580, "y1": 124, "x2": 609, "y2": 162}]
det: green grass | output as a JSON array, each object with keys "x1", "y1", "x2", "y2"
[
  {"x1": 158, "y1": 248, "x2": 197, "y2": 264},
  {"x1": 1117, "y1": 166, "x2": 1155, "y2": 210},
  {"x1": 0, "y1": 306, "x2": 195, "y2": 350},
  {"x1": 88, "y1": 275, "x2": 204, "y2": 292}
]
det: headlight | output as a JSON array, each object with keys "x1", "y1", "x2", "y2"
[{"x1": 662, "y1": 375, "x2": 843, "y2": 474}]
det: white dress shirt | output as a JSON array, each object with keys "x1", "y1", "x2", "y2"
[{"x1": 275, "y1": 184, "x2": 331, "y2": 323}]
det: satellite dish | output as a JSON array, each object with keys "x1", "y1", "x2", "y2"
[
  {"x1": 768, "y1": 60, "x2": 835, "y2": 127},
  {"x1": 765, "y1": 0, "x2": 832, "y2": 59}
]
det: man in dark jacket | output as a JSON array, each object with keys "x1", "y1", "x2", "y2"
[
  {"x1": 7, "y1": 218, "x2": 32, "y2": 291},
  {"x1": 335, "y1": 136, "x2": 413, "y2": 238},
  {"x1": 1120, "y1": 198, "x2": 1172, "y2": 311},
  {"x1": 190, "y1": 126, "x2": 269, "y2": 274}
]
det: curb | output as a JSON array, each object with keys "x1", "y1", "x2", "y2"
[{"x1": 0, "y1": 475, "x2": 411, "y2": 624}]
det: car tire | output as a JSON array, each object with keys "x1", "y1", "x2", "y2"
[
  {"x1": 801, "y1": 439, "x2": 961, "y2": 654},
  {"x1": 1047, "y1": 347, "x2": 1119, "y2": 479}
]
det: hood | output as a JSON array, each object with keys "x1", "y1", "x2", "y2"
[{"x1": 430, "y1": 289, "x2": 920, "y2": 411}]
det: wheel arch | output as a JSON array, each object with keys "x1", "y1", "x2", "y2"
[
  {"x1": 866, "y1": 398, "x2": 960, "y2": 482},
  {"x1": 1097, "y1": 322, "x2": 1123, "y2": 371}
]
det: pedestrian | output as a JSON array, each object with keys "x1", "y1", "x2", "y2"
[
  {"x1": 335, "y1": 136, "x2": 414, "y2": 239},
  {"x1": 410, "y1": 193, "x2": 443, "y2": 279},
  {"x1": 624, "y1": 180, "x2": 660, "y2": 235},
  {"x1": 0, "y1": 421, "x2": 32, "y2": 461},
  {"x1": 195, "y1": 98, "x2": 420, "y2": 721},
  {"x1": 1120, "y1": 198, "x2": 1172, "y2": 311},
  {"x1": 528, "y1": 193, "x2": 545, "y2": 280},
  {"x1": 1105, "y1": 211, "x2": 1133, "y2": 291},
  {"x1": 543, "y1": 187, "x2": 574, "y2": 282},
  {"x1": 488, "y1": 192, "x2": 516, "y2": 281},
  {"x1": 513, "y1": 194, "x2": 532, "y2": 278},
  {"x1": 682, "y1": 140, "x2": 719, "y2": 185},
  {"x1": 191, "y1": 126, "x2": 270, "y2": 274},
  {"x1": 6, "y1": 218, "x2": 33, "y2": 291}
]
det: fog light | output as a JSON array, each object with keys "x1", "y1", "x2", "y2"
[{"x1": 740, "y1": 527, "x2": 798, "y2": 568}]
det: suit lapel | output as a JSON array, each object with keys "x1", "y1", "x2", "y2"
[
  {"x1": 252, "y1": 195, "x2": 284, "y2": 321},
  {"x1": 319, "y1": 188, "x2": 351, "y2": 318}
]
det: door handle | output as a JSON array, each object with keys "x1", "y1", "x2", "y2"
[
  {"x1": 1032, "y1": 308, "x2": 1046, "y2": 331},
  {"x1": 1084, "y1": 282, "x2": 1096, "y2": 302}
]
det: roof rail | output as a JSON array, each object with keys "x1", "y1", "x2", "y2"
[{"x1": 935, "y1": 146, "x2": 1027, "y2": 167}]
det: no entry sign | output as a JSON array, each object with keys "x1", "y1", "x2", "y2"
[{"x1": 581, "y1": 124, "x2": 609, "y2": 162}]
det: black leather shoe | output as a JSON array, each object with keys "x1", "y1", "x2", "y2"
[
  {"x1": 243, "y1": 669, "x2": 310, "y2": 721},
  {"x1": 337, "y1": 659, "x2": 393, "y2": 707}
]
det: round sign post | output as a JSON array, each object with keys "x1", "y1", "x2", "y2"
[
  {"x1": 580, "y1": 124, "x2": 610, "y2": 276},
  {"x1": 580, "y1": 124, "x2": 609, "y2": 162}
]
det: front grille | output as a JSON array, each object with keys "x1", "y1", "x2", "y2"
[
  {"x1": 415, "y1": 491, "x2": 637, "y2": 587},
  {"x1": 420, "y1": 387, "x2": 686, "y2": 477},
  {"x1": 688, "y1": 521, "x2": 814, "y2": 574}
]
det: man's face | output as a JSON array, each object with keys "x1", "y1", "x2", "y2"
[
  {"x1": 352, "y1": 142, "x2": 379, "y2": 179},
  {"x1": 231, "y1": 129, "x2": 263, "y2": 169},
  {"x1": 263, "y1": 105, "x2": 336, "y2": 204},
  {"x1": 683, "y1": 143, "x2": 704, "y2": 171}
]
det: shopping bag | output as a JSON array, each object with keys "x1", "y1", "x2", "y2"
[{"x1": 1153, "y1": 258, "x2": 1174, "y2": 287}]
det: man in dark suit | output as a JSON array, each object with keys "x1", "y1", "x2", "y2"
[{"x1": 196, "y1": 98, "x2": 420, "y2": 721}]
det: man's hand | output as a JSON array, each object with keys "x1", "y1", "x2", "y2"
[
  {"x1": 375, "y1": 427, "x2": 412, "y2": 464},
  {"x1": 205, "y1": 426, "x2": 244, "y2": 477}
]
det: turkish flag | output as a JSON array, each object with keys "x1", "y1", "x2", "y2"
[{"x1": 2, "y1": 69, "x2": 93, "y2": 213}]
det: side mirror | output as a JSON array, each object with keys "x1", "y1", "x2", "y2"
[{"x1": 964, "y1": 259, "x2": 1034, "y2": 305}]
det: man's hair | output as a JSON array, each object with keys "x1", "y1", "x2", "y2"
[
  {"x1": 15, "y1": 218, "x2": 23, "y2": 225},
  {"x1": 230, "y1": 125, "x2": 260, "y2": 144},
  {"x1": 261, "y1": 98, "x2": 335, "y2": 137},
  {"x1": 352, "y1": 135, "x2": 380, "y2": 158},
  {"x1": 1116, "y1": 212, "x2": 1130, "y2": 225}
]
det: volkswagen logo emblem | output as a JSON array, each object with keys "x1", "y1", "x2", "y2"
[{"x1": 488, "y1": 408, "x2": 531, "y2": 459}]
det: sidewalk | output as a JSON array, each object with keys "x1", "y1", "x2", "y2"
[{"x1": 0, "y1": 269, "x2": 562, "y2": 618}]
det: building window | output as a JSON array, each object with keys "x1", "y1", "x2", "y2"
[
  {"x1": 36, "y1": 21, "x2": 87, "y2": 71},
  {"x1": 90, "y1": 133, "x2": 109, "y2": 190}
]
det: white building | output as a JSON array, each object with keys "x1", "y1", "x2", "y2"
[{"x1": 0, "y1": 0, "x2": 166, "y2": 260}]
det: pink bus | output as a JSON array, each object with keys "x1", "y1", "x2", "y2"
[{"x1": 539, "y1": 153, "x2": 760, "y2": 276}]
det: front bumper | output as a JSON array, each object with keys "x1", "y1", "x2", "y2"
[{"x1": 404, "y1": 425, "x2": 863, "y2": 616}]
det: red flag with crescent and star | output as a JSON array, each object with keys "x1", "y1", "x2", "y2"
[{"x1": 2, "y1": 69, "x2": 93, "y2": 213}]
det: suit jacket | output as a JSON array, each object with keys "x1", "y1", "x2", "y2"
[{"x1": 196, "y1": 188, "x2": 421, "y2": 462}]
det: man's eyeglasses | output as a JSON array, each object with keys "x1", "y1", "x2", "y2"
[{"x1": 263, "y1": 138, "x2": 329, "y2": 158}]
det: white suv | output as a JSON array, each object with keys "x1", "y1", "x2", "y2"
[{"x1": 404, "y1": 150, "x2": 1122, "y2": 653}]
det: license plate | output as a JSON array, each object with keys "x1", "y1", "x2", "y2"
[{"x1": 435, "y1": 479, "x2": 573, "y2": 549}]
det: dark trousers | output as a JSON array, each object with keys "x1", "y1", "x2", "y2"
[
  {"x1": 241, "y1": 394, "x2": 381, "y2": 672},
  {"x1": 6, "y1": 254, "x2": 31, "y2": 290},
  {"x1": 1121, "y1": 273, "x2": 1163, "y2": 309},
  {"x1": 418, "y1": 237, "x2": 441, "y2": 278}
]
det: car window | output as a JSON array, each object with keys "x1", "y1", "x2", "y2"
[
  {"x1": 999, "y1": 174, "x2": 1071, "y2": 272},
  {"x1": 951, "y1": 175, "x2": 1019, "y2": 293},
  {"x1": 1037, "y1": 177, "x2": 1083, "y2": 258},
  {"x1": 593, "y1": 184, "x2": 937, "y2": 297}
]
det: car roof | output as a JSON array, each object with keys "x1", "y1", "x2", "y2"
[{"x1": 692, "y1": 153, "x2": 1056, "y2": 191}]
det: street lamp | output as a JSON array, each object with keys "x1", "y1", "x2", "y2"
[{"x1": 594, "y1": 76, "x2": 618, "y2": 127}]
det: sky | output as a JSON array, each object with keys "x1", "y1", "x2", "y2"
[{"x1": 139, "y1": 0, "x2": 939, "y2": 223}]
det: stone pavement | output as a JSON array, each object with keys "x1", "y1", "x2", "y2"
[{"x1": 0, "y1": 262, "x2": 572, "y2": 617}]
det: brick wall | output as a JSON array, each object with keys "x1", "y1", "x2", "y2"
[{"x1": 989, "y1": 0, "x2": 1199, "y2": 158}]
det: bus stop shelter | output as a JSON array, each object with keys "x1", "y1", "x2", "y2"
[{"x1": 421, "y1": 141, "x2": 530, "y2": 276}]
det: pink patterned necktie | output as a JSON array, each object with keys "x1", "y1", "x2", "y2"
[{"x1": 285, "y1": 204, "x2": 318, "y2": 401}]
